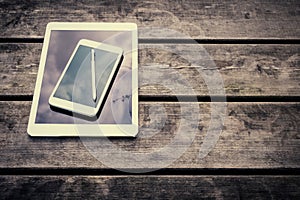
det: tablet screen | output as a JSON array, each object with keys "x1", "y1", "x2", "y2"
[
  {"x1": 33, "y1": 28, "x2": 136, "y2": 127},
  {"x1": 53, "y1": 45, "x2": 119, "y2": 107}
]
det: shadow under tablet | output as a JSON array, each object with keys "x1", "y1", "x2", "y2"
[{"x1": 50, "y1": 55, "x2": 124, "y2": 122}]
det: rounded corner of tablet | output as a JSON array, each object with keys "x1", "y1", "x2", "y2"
[
  {"x1": 27, "y1": 125, "x2": 35, "y2": 137},
  {"x1": 131, "y1": 125, "x2": 139, "y2": 137},
  {"x1": 46, "y1": 22, "x2": 56, "y2": 30},
  {"x1": 128, "y1": 23, "x2": 137, "y2": 29}
]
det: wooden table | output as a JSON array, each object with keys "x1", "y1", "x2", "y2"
[{"x1": 0, "y1": 0, "x2": 299, "y2": 199}]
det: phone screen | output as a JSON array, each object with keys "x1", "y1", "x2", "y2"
[{"x1": 53, "y1": 45, "x2": 120, "y2": 107}]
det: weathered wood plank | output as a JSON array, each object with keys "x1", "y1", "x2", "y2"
[
  {"x1": 0, "y1": 175, "x2": 299, "y2": 199},
  {"x1": 0, "y1": 101, "x2": 299, "y2": 169},
  {"x1": 0, "y1": 0, "x2": 299, "y2": 39},
  {"x1": 1, "y1": 43, "x2": 299, "y2": 96}
]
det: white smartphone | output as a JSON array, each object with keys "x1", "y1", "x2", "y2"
[{"x1": 49, "y1": 39, "x2": 123, "y2": 118}]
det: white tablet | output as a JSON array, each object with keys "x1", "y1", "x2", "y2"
[
  {"x1": 49, "y1": 39, "x2": 124, "y2": 118},
  {"x1": 27, "y1": 22, "x2": 138, "y2": 137}
]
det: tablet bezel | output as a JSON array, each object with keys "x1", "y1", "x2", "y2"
[
  {"x1": 48, "y1": 39, "x2": 124, "y2": 118},
  {"x1": 27, "y1": 22, "x2": 138, "y2": 137}
]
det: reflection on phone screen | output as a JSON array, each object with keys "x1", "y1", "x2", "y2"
[{"x1": 54, "y1": 45, "x2": 120, "y2": 108}]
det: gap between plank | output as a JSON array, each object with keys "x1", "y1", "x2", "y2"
[
  {"x1": 0, "y1": 168, "x2": 299, "y2": 176},
  {"x1": 0, "y1": 38, "x2": 300, "y2": 44},
  {"x1": 0, "y1": 95, "x2": 299, "y2": 102}
]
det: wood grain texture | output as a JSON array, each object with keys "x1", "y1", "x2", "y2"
[
  {"x1": 0, "y1": 175, "x2": 299, "y2": 199},
  {"x1": 1, "y1": 0, "x2": 299, "y2": 197},
  {"x1": 1, "y1": 43, "x2": 299, "y2": 96},
  {"x1": 0, "y1": 101, "x2": 299, "y2": 169},
  {"x1": 0, "y1": 0, "x2": 299, "y2": 39}
]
